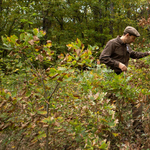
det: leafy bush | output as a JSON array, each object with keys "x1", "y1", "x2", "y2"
[{"x1": 0, "y1": 29, "x2": 150, "y2": 149}]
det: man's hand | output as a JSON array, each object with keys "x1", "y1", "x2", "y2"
[
  {"x1": 148, "y1": 51, "x2": 150, "y2": 55},
  {"x1": 119, "y1": 63, "x2": 127, "y2": 72}
]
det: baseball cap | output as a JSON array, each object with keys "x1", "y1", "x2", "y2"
[{"x1": 124, "y1": 26, "x2": 140, "y2": 37}]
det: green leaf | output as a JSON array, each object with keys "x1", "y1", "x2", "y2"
[
  {"x1": 20, "y1": 33, "x2": 25, "y2": 41},
  {"x1": 100, "y1": 141, "x2": 107, "y2": 149},
  {"x1": 58, "y1": 67, "x2": 67, "y2": 71},
  {"x1": 76, "y1": 38, "x2": 82, "y2": 48},
  {"x1": 37, "y1": 111, "x2": 47, "y2": 115},
  {"x1": 41, "y1": 116, "x2": 55, "y2": 124},
  {"x1": 33, "y1": 28, "x2": 39, "y2": 35},
  {"x1": 37, "y1": 131, "x2": 46, "y2": 139},
  {"x1": 64, "y1": 76, "x2": 73, "y2": 81}
]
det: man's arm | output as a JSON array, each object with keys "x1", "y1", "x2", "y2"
[
  {"x1": 130, "y1": 50, "x2": 150, "y2": 59},
  {"x1": 100, "y1": 41, "x2": 127, "y2": 72},
  {"x1": 99, "y1": 41, "x2": 120, "y2": 68}
]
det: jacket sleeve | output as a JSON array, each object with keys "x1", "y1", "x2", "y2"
[
  {"x1": 127, "y1": 44, "x2": 149, "y2": 58},
  {"x1": 130, "y1": 51, "x2": 149, "y2": 59},
  {"x1": 99, "y1": 41, "x2": 120, "y2": 68}
]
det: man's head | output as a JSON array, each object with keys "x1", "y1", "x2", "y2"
[
  {"x1": 124, "y1": 26, "x2": 140, "y2": 37},
  {"x1": 122, "y1": 26, "x2": 140, "y2": 44}
]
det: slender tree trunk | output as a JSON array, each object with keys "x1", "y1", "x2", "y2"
[
  {"x1": 0, "y1": 0, "x2": 2, "y2": 13},
  {"x1": 127, "y1": 8, "x2": 131, "y2": 18},
  {"x1": 99, "y1": 0, "x2": 103, "y2": 34},
  {"x1": 148, "y1": 0, "x2": 150, "y2": 17},
  {"x1": 93, "y1": 0, "x2": 103, "y2": 44},
  {"x1": 84, "y1": 4, "x2": 88, "y2": 25},
  {"x1": 42, "y1": 2, "x2": 52, "y2": 44},
  {"x1": 8, "y1": 18, "x2": 16, "y2": 36},
  {"x1": 43, "y1": 11, "x2": 49, "y2": 31},
  {"x1": 109, "y1": 1, "x2": 114, "y2": 36}
]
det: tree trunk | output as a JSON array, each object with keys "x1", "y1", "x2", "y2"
[
  {"x1": 92, "y1": 0, "x2": 103, "y2": 44},
  {"x1": 148, "y1": 0, "x2": 150, "y2": 17},
  {"x1": 42, "y1": 2, "x2": 52, "y2": 44},
  {"x1": 0, "y1": 0, "x2": 2, "y2": 13},
  {"x1": 109, "y1": 1, "x2": 114, "y2": 36}
]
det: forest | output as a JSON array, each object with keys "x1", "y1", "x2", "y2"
[{"x1": 0, "y1": 0, "x2": 150, "y2": 149}]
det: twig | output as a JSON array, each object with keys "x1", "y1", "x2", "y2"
[
  {"x1": 45, "y1": 81, "x2": 60, "y2": 150},
  {"x1": 46, "y1": 81, "x2": 60, "y2": 117}
]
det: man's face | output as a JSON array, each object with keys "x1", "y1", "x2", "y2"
[{"x1": 125, "y1": 34, "x2": 136, "y2": 44}]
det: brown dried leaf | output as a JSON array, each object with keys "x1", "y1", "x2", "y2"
[
  {"x1": 16, "y1": 39, "x2": 21, "y2": 44},
  {"x1": 9, "y1": 51, "x2": 14, "y2": 56},
  {"x1": 93, "y1": 92, "x2": 100, "y2": 99},
  {"x1": 0, "y1": 100, "x2": 7, "y2": 108},
  {"x1": 33, "y1": 36, "x2": 40, "y2": 41},
  {"x1": 28, "y1": 39, "x2": 34, "y2": 45},
  {"x1": 0, "y1": 122, "x2": 4, "y2": 131},
  {"x1": 21, "y1": 122, "x2": 30, "y2": 129},
  {"x1": 73, "y1": 94, "x2": 80, "y2": 98},
  {"x1": 34, "y1": 45, "x2": 42, "y2": 50},
  {"x1": 54, "y1": 121, "x2": 60, "y2": 127},
  {"x1": 43, "y1": 124, "x2": 49, "y2": 128},
  {"x1": 8, "y1": 96, "x2": 13, "y2": 101},
  {"x1": 2, "y1": 123, "x2": 11, "y2": 130},
  {"x1": 21, "y1": 90, "x2": 26, "y2": 96},
  {"x1": 36, "y1": 54, "x2": 43, "y2": 62},
  {"x1": 75, "y1": 49, "x2": 81, "y2": 56}
]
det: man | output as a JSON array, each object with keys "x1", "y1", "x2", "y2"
[
  {"x1": 99, "y1": 26, "x2": 150, "y2": 138},
  {"x1": 99, "y1": 26, "x2": 150, "y2": 75}
]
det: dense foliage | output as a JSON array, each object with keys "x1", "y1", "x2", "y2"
[
  {"x1": 0, "y1": 0, "x2": 150, "y2": 48},
  {"x1": 0, "y1": 0, "x2": 150, "y2": 69},
  {"x1": 0, "y1": 29, "x2": 150, "y2": 149},
  {"x1": 0, "y1": 0, "x2": 150, "y2": 149}
]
